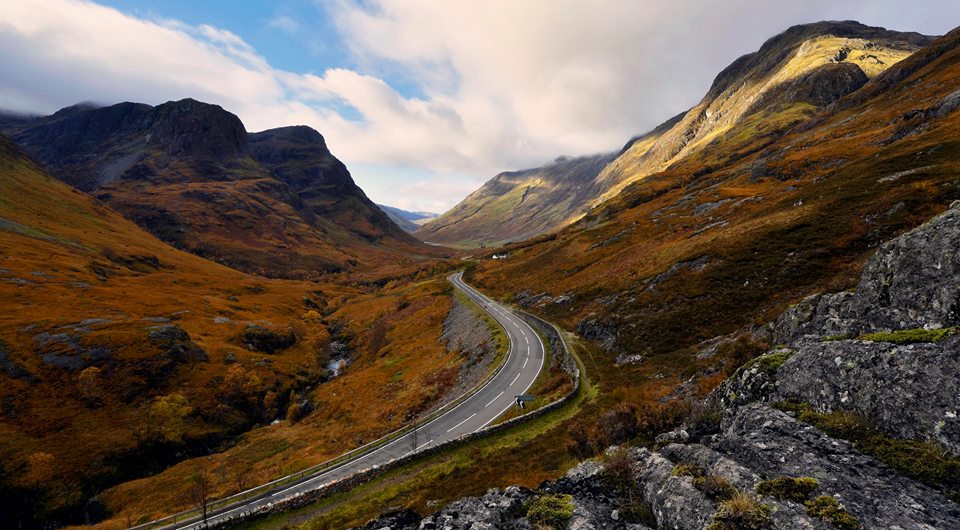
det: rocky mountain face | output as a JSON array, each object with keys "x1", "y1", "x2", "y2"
[
  {"x1": 359, "y1": 199, "x2": 960, "y2": 530},
  {"x1": 599, "y1": 21, "x2": 930, "y2": 195},
  {"x1": 416, "y1": 152, "x2": 620, "y2": 246},
  {"x1": 420, "y1": 21, "x2": 931, "y2": 247},
  {"x1": 1, "y1": 99, "x2": 445, "y2": 278}
]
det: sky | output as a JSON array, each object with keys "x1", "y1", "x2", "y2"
[{"x1": 0, "y1": 1, "x2": 958, "y2": 213}]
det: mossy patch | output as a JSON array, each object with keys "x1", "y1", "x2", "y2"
[
  {"x1": 526, "y1": 493, "x2": 574, "y2": 529},
  {"x1": 822, "y1": 333, "x2": 854, "y2": 341},
  {"x1": 745, "y1": 350, "x2": 792, "y2": 374},
  {"x1": 672, "y1": 463, "x2": 706, "y2": 478},
  {"x1": 755, "y1": 476, "x2": 818, "y2": 502},
  {"x1": 858, "y1": 326, "x2": 959, "y2": 344},
  {"x1": 805, "y1": 495, "x2": 861, "y2": 530},
  {"x1": 774, "y1": 401, "x2": 960, "y2": 500}
]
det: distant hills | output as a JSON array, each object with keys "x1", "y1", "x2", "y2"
[
  {"x1": 421, "y1": 21, "x2": 932, "y2": 246},
  {"x1": 377, "y1": 204, "x2": 439, "y2": 233},
  {"x1": 1, "y1": 99, "x2": 448, "y2": 278}
]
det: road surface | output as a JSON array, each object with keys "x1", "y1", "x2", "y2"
[{"x1": 158, "y1": 271, "x2": 545, "y2": 529}]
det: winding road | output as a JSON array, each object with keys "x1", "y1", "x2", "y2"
[{"x1": 151, "y1": 272, "x2": 546, "y2": 529}]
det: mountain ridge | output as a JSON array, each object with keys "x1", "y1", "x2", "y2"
[
  {"x1": 1, "y1": 99, "x2": 448, "y2": 279},
  {"x1": 419, "y1": 20, "x2": 933, "y2": 247}
]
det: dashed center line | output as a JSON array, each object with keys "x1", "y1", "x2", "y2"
[
  {"x1": 485, "y1": 391, "x2": 504, "y2": 407},
  {"x1": 510, "y1": 372, "x2": 521, "y2": 385},
  {"x1": 446, "y1": 413, "x2": 477, "y2": 433}
]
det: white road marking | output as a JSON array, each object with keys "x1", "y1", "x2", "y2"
[
  {"x1": 447, "y1": 413, "x2": 477, "y2": 433},
  {"x1": 522, "y1": 357, "x2": 528, "y2": 369},
  {"x1": 510, "y1": 372, "x2": 521, "y2": 385},
  {"x1": 485, "y1": 391, "x2": 504, "y2": 407}
]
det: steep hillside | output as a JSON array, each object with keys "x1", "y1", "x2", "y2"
[
  {"x1": 421, "y1": 21, "x2": 930, "y2": 247},
  {"x1": 592, "y1": 21, "x2": 931, "y2": 205},
  {"x1": 0, "y1": 134, "x2": 470, "y2": 528},
  {"x1": 469, "y1": 25, "x2": 960, "y2": 418},
  {"x1": 416, "y1": 152, "x2": 619, "y2": 246},
  {"x1": 377, "y1": 204, "x2": 439, "y2": 233},
  {"x1": 1, "y1": 100, "x2": 447, "y2": 279}
]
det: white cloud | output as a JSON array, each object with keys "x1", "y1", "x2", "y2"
[
  {"x1": 267, "y1": 15, "x2": 300, "y2": 34},
  {"x1": 0, "y1": 0, "x2": 959, "y2": 211}
]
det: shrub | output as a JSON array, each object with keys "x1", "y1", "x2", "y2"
[
  {"x1": 603, "y1": 447, "x2": 637, "y2": 494},
  {"x1": 526, "y1": 494, "x2": 574, "y2": 528},
  {"x1": 755, "y1": 476, "x2": 819, "y2": 502},
  {"x1": 243, "y1": 325, "x2": 296, "y2": 354},
  {"x1": 706, "y1": 492, "x2": 773, "y2": 530},
  {"x1": 805, "y1": 495, "x2": 861, "y2": 530},
  {"x1": 618, "y1": 499, "x2": 657, "y2": 527},
  {"x1": 858, "y1": 326, "x2": 959, "y2": 344},
  {"x1": 695, "y1": 475, "x2": 738, "y2": 502},
  {"x1": 565, "y1": 417, "x2": 604, "y2": 458},
  {"x1": 687, "y1": 401, "x2": 723, "y2": 437},
  {"x1": 636, "y1": 400, "x2": 692, "y2": 439},
  {"x1": 598, "y1": 402, "x2": 639, "y2": 444}
]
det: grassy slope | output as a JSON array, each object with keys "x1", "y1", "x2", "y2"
[
  {"x1": 468, "y1": 26, "x2": 960, "y2": 402},
  {"x1": 0, "y1": 137, "x2": 466, "y2": 528}
]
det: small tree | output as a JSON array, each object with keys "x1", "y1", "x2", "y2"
[
  {"x1": 234, "y1": 467, "x2": 252, "y2": 493},
  {"x1": 188, "y1": 466, "x2": 211, "y2": 526},
  {"x1": 134, "y1": 393, "x2": 192, "y2": 445}
]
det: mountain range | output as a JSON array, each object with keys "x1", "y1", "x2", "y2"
[
  {"x1": 1, "y1": 99, "x2": 448, "y2": 279},
  {"x1": 419, "y1": 21, "x2": 932, "y2": 246}
]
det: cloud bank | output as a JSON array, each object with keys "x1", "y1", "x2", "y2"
[{"x1": 0, "y1": 0, "x2": 958, "y2": 211}]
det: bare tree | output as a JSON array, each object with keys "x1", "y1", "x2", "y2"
[
  {"x1": 189, "y1": 466, "x2": 212, "y2": 526},
  {"x1": 235, "y1": 466, "x2": 252, "y2": 493}
]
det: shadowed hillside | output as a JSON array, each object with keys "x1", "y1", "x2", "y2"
[{"x1": 1, "y1": 100, "x2": 449, "y2": 279}]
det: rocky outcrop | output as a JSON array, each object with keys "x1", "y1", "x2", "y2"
[
  {"x1": 147, "y1": 324, "x2": 208, "y2": 363},
  {"x1": 775, "y1": 201, "x2": 960, "y2": 342},
  {"x1": 441, "y1": 297, "x2": 498, "y2": 399},
  {"x1": 754, "y1": 201, "x2": 960, "y2": 451},
  {"x1": 714, "y1": 404, "x2": 960, "y2": 529},
  {"x1": 362, "y1": 196, "x2": 960, "y2": 530}
]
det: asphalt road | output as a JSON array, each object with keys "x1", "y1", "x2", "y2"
[{"x1": 161, "y1": 271, "x2": 545, "y2": 529}]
